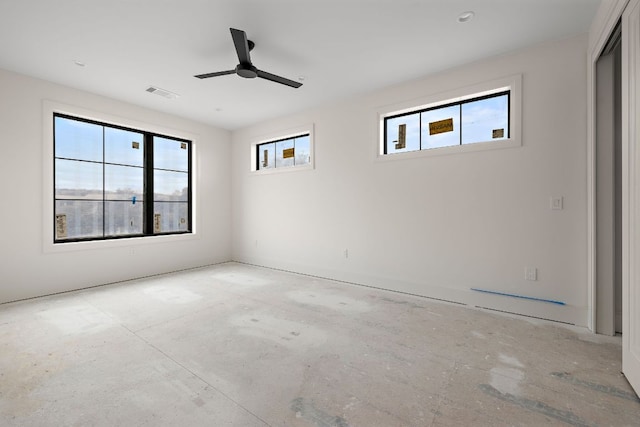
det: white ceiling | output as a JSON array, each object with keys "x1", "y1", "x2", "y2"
[{"x1": 0, "y1": 0, "x2": 601, "y2": 131}]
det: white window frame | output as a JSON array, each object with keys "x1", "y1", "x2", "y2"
[
  {"x1": 42, "y1": 100, "x2": 200, "y2": 253},
  {"x1": 376, "y1": 74, "x2": 522, "y2": 161},
  {"x1": 250, "y1": 123, "x2": 315, "y2": 174}
]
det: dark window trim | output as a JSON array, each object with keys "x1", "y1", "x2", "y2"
[
  {"x1": 53, "y1": 113, "x2": 192, "y2": 243},
  {"x1": 383, "y1": 90, "x2": 510, "y2": 155}
]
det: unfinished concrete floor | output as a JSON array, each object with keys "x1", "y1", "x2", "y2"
[{"x1": 1, "y1": 262, "x2": 638, "y2": 426}]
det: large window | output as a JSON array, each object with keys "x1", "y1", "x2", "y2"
[
  {"x1": 383, "y1": 91, "x2": 510, "y2": 155},
  {"x1": 256, "y1": 133, "x2": 311, "y2": 171},
  {"x1": 54, "y1": 114, "x2": 191, "y2": 242}
]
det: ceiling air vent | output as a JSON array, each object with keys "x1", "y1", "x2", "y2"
[{"x1": 145, "y1": 86, "x2": 179, "y2": 99}]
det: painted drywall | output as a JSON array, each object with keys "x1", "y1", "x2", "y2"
[
  {"x1": 231, "y1": 34, "x2": 589, "y2": 325},
  {"x1": 0, "y1": 68, "x2": 231, "y2": 304}
]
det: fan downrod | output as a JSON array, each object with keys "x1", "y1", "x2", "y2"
[{"x1": 236, "y1": 40, "x2": 257, "y2": 78}]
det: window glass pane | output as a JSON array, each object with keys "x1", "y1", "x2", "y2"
[
  {"x1": 154, "y1": 202, "x2": 189, "y2": 233},
  {"x1": 294, "y1": 135, "x2": 311, "y2": 166},
  {"x1": 462, "y1": 94, "x2": 509, "y2": 145},
  {"x1": 421, "y1": 105, "x2": 460, "y2": 149},
  {"x1": 258, "y1": 142, "x2": 276, "y2": 170},
  {"x1": 55, "y1": 159, "x2": 103, "y2": 199},
  {"x1": 105, "y1": 127, "x2": 144, "y2": 166},
  {"x1": 54, "y1": 116, "x2": 103, "y2": 162},
  {"x1": 105, "y1": 201, "x2": 143, "y2": 236},
  {"x1": 276, "y1": 138, "x2": 295, "y2": 168},
  {"x1": 386, "y1": 113, "x2": 420, "y2": 154},
  {"x1": 154, "y1": 136, "x2": 188, "y2": 171},
  {"x1": 55, "y1": 200, "x2": 103, "y2": 240},
  {"x1": 105, "y1": 165, "x2": 143, "y2": 201},
  {"x1": 154, "y1": 170, "x2": 188, "y2": 201}
]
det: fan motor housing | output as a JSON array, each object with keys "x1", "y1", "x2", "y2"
[{"x1": 236, "y1": 63, "x2": 258, "y2": 79}]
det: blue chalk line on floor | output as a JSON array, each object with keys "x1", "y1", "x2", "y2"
[{"x1": 471, "y1": 288, "x2": 566, "y2": 305}]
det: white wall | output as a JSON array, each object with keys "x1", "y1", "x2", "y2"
[
  {"x1": 231, "y1": 34, "x2": 589, "y2": 326},
  {"x1": 0, "y1": 68, "x2": 231, "y2": 304}
]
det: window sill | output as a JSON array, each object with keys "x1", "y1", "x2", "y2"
[
  {"x1": 375, "y1": 137, "x2": 521, "y2": 162},
  {"x1": 252, "y1": 163, "x2": 314, "y2": 176},
  {"x1": 44, "y1": 232, "x2": 198, "y2": 254}
]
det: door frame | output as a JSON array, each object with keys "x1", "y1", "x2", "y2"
[
  {"x1": 621, "y1": 0, "x2": 640, "y2": 395},
  {"x1": 587, "y1": 0, "x2": 629, "y2": 332},
  {"x1": 588, "y1": 0, "x2": 640, "y2": 396}
]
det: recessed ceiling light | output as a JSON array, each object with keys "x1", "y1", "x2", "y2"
[
  {"x1": 73, "y1": 60, "x2": 86, "y2": 67},
  {"x1": 457, "y1": 11, "x2": 475, "y2": 23}
]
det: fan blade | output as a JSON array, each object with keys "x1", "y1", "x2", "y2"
[
  {"x1": 230, "y1": 28, "x2": 252, "y2": 64},
  {"x1": 256, "y1": 69, "x2": 302, "y2": 88},
  {"x1": 194, "y1": 70, "x2": 236, "y2": 79}
]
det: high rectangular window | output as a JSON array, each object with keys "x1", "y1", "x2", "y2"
[
  {"x1": 53, "y1": 114, "x2": 191, "y2": 242},
  {"x1": 256, "y1": 133, "x2": 311, "y2": 170},
  {"x1": 383, "y1": 91, "x2": 510, "y2": 155}
]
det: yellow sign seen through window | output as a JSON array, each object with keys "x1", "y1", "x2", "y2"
[{"x1": 429, "y1": 118, "x2": 454, "y2": 135}]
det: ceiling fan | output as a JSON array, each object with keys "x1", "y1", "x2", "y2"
[{"x1": 195, "y1": 28, "x2": 302, "y2": 89}]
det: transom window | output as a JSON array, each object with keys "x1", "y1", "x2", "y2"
[
  {"x1": 383, "y1": 90, "x2": 510, "y2": 155},
  {"x1": 53, "y1": 114, "x2": 191, "y2": 242},
  {"x1": 256, "y1": 133, "x2": 311, "y2": 170}
]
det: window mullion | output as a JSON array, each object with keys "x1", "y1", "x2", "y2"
[
  {"x1": 187, "y1": 141, "x2": 192, "y2": 233},
  {"x1": 102, "y1": 126, "x2": 106, "y2": 239},
  {"x1": 459, "y1": 105, "x2": 462, "y2": 146},
  {"x1": 508, "y1": 92, "x2": 511, "y2": 138},
  {"x1": 257, "y1": 143, "x2": 261, "y2": 170},
  {"x1": 419, "y1": 112, "x2": 423, "y2": 151},
  {"x1": 144, "y1": 134, "x2": 154, "y2": 235}
]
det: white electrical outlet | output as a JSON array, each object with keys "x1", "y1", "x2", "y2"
[
  {"x1": 525, "y1": 267, "x2": 538, "y2": 281},
  {"x1": 550, "y1": 196, "x2": 563, "y2": 210},
  {"x1": 344, "y1": 249, "x2": 349, "y2": 258}
]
